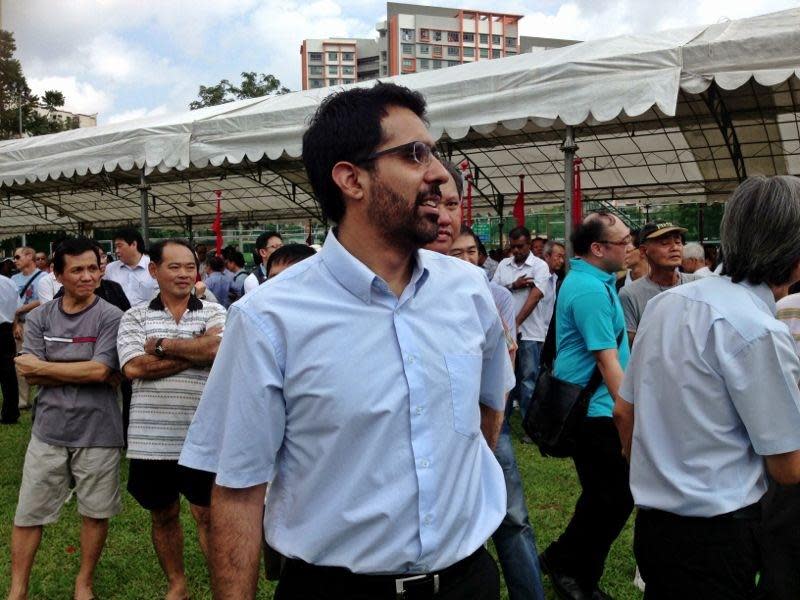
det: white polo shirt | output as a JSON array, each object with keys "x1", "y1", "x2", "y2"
[{"x1": 491, "y1": 252, "x2": 551, "y2": 341}]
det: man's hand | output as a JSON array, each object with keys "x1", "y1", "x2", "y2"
[
  {"x1": 144, "y1": 337, "x2": 160, "y2": 356},
  {"x1": 105, "y1": 371, "x2": 124, "y2": 388},
  {"x1": 14, "y1": 353, "x2": 44, "y2": 379},
  {"x1": 511, "y1": 275, "x2": 534, "y2": 290},
  {"x1": 12, "y1": 321, "x2": 23, "y2": 340},
  {"x1": 480, "y1": 405, "x2": 504, "y2": 451},
  {"x1": 194, "y1": 281, "x2": 207, "y2": 298}
]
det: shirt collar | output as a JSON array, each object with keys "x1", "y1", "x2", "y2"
[
  {"x1": 149, "y1": 293, "x2": 203, "y2": 312},
  {"x1": 320, "y1": 228, "x2": 428, "y2": 304},
  {"x1": 738, "y1": 279, "x2": 777, "y2": 316},
  {"x1": 568, "y1": 257, "x2": 617, "y2": 286},
  {"x1": 123, "y1": 254, "x2": 149, "y2": 271}
]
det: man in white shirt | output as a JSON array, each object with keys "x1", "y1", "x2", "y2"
[
  {"x1": 36, "y1": 254, "x2": 62, "y2": 303},
  {"x1": 242, "y1": 232, "x2": 283, "y2": 294},
  {"x1": 104, "y1": 228, "x2": 159, "y2": 308},
  {"x1": 492, "y1": 227, "x2": 551, "y2": 418}
]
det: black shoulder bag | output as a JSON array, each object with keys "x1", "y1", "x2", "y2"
[{"x1": 522, "y1": 284, "x2": 623, "y2": 458}]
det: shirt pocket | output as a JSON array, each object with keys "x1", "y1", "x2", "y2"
[{"x1": 444, "y1": 353, "x2": 482, "y2": 439}]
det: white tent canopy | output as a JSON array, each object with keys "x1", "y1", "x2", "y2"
[{"x1": 0, "y1": 7, "x2": 798, "y2": 233}]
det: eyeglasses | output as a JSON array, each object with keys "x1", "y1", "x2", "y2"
[
  {"x1": 13, "y1": 255, "x2": 21, "y2": 260},
  {"x1": 360, "y1": 141, "x2": 442, "y2": 166},
  {"x1": 598, "y1": 235, "x2": 633, "y2": 247}
]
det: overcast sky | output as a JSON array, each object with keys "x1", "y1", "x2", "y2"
[{"x1": 5, "y1": 0, "x2": 798, "y2": 125}]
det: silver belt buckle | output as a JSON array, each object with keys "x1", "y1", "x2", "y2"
[{"x1": 394, "y1": 573, "x2": 440, "y2": 598}]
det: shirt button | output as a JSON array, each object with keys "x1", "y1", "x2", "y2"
[
  {"x1": 419, "y1": 458, "x2": 430, "y2": 468},
  {"x1": 423, "y1": 515, "x2": 432, "y2": 525},
  {"x1": 415, "y1": 406, "x2": 423, "y2": 416},
  {"x1": 407, "y1": 355, "x2": 415, "y2": 364}
]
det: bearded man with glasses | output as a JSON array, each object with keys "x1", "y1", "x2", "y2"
[{"x1": 179, "y1": 82, "x2": 514, "y2": 600}]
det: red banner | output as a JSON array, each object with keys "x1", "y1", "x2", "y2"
[
  {"x1": 572, "y1": 157, "x2": 583, "y2": 228},
  {"x1": 460, "y1": 161, "x2": 472, "y2": 226},
  {"x1": 212, "y1": 190, "x2": 223, "y2": 254},
  {"x1": 513, "y1": 175, "x2": 525, "y2": 227}
]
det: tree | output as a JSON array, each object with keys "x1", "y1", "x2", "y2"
[
  {"x1": 189, "y1": 71, "x2": 290, "y2": 109},
  {"x1": 0, "y1": 30, "x2": 74, "y2": 139}
]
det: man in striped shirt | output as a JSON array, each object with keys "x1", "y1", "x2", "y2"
[{"x1": 117, "y1": 238, "x2": 226, "y2": 600}]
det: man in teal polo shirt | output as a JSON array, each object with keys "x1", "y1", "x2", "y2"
[{"x1": 538, "y1": 212, "x2": 633, "y2": 600}]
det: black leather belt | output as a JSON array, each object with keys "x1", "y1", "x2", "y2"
[{"x1": 282, "y1": 546, "x2": 484, "y2": 599}]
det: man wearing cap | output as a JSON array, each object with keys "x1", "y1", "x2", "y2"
[{"x1": 619, "y1": 222, "x2": 698, "y2": 345}]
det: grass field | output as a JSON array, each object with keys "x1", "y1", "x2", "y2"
[{"x1": 0, "y1": 411, "x2": 642, "y2": 600}]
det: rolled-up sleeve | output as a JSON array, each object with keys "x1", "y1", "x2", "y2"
[
  {"x1": 479, "y1": 312, "x2": 516, "y2": 411},
  {"x1": 179, "y1": 304, "x2": 287, "y2": 488}
]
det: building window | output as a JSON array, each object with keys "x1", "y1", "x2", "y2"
[
  {"x1": 420, "y1": 59, "x2": 430, "y2": 69},
  {"x1": 433, "y1": 30, "x2": 442, "y2": 41},
  {"x1": 419, "y1": 44, "x2": 430, "y2": 54},
  {"x1": 381, "y1": 51, "x2": 387, "y2": 60},
  {"x1": 480, "y1": 47, "x2": 488, "y2": 58},
  {"x1": 342, "y1": 65, "x2": 354, "y2": 74},
  {"x1": 463, "y1": 46, "x2": 474, "y2": 57},
  {"x1": 342, "y1": 52, "x2": 354, "y2": 61},
  {"x1": 402, "y1": 43, "x2": 414, "y2": 55},
  {"x1": 506, "y1": 50, "x2": 517, "y2": 56},
  {"x1": 432, "y1": 45, "x2": 442, "y2": 57},
  {"x1": 402, "y1": 58, "x2": 413, "y2": 68},
  {"x1": 309, "y1": 65, "x2": 323, "y2": 75},
  {"x1": 381, "y1": 66, "x2": 387, "y2": 75},
  {"x1": 401, "y1": 28, "x2": 414, "y2": 42},
  {"x1": 505, "y1": 37, "x2": 517, "y2": 48},
  {"x1": 309, "y1": 52, "x2": 323, "y2": 62},
  {"x1": 420, "y1": 28, "x2": 430, "y2": 41},
  {"x1": 447, "y1": 31, "x2": 460, "y2": 42},
  {"x1": 310, "y1": 79, "x2": 323, "y2": 88},
  {"x1": 343, "y1": 79, "x2": 353, "y2": 84},
  {"x1": 463, "y1": 32, "x2": 474, "y2": 43},
  {"x1": 328, "y1": 79, "x2": 337, "y2": 86},
  {"x1": 492, "y1": 49, "x2": 501, "y2": 58},
  {"x1": 327, "y1": 52, "x2": 338, "y2": 61},
  {"x1": 328, "y1": 65, "x2": 338, "y2": 75},
  {"x1": 479, "y1": 33, "x2": 488, "y2": 44},
  {"x1": 432, "y1": 59, "x2": 442, "y2": 69},
  {"x1": 447, "y1": 46, "x2": 459, "y2": 57},
  {"x1": 492, "y1": 34, "x2": 501, "y2": 45}
]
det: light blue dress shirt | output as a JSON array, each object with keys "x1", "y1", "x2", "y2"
[
  {"x1": 180, "y1": 230, "x2": 514, "y2": 574},
  {"x1": 621, "y1": 276, "x2": 800, "y2": 517}
]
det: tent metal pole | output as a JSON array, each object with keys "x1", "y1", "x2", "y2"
[
  {"x1": 562, "y1": 126, "x2": 578, "y2": 257},
  {"x1": 139, "y1": 168, "x2": 151, "y2": 249}
]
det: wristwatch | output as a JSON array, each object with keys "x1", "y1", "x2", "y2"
[{"x1": 154, "y1": 338, "x2": 166, "y2": 358}]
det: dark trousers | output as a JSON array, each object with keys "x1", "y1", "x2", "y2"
[
  {"x1": 635, "y1": 506, "x2": 761, "y2": 599},
  {"x1": 121, "y1": 379, "x2": 132, "y2": 446},
  {"x1": 543, "y1": 417, "x2": 633, "y2": 593},
  {"x1": 757, "y1": 481, "x2": 800, "y2": 600},
  {"x1": 274, "y1": 547, "x2": 500, "y2": 600},
  {"x1": 0, "y1": 322, "x2": 19, "y2": 423}
]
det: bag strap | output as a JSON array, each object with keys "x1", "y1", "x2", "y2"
[
  {"x1": 19, "y1": 270, "x2": 43, "y2": 299},
  {"x1": 581, "y1": 284, "x2": 625, "y2": 400}
]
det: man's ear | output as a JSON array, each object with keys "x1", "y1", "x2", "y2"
[
  {"x1": 331, "y1": 161, "x2": 367, "y2": 203},
  {"x1": 148, "y1": 262, "x2": 158, "y2": 279}
]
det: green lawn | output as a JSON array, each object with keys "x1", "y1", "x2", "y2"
[{"x1": 0, "y1": 411, "x2": 642, "y2": 599}]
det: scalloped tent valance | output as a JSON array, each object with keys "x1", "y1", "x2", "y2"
[{"x1": 1, "y1": 7, "x2": 798, "y2": 190}]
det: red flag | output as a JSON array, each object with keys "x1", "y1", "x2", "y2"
[
  {"x1": 572, "y1": 157, "x2": 583, "y2": 228},
  {"x1": 212, "y1": 190, "x2": 223, "y2": 254},
  {"x1": 513, "y1": 175, "x2": 525, "y2": 227},
  {"x1": 465, "y1": 174, "x2": 473, "y2": 226}
]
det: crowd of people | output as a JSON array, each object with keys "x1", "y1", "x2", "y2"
[{"x1": 1, "y1": 81, "x2": 799, "y2": 600}]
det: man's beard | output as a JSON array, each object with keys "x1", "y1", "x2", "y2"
[{"x1": 368, "y1": 178, "x2": 439, "y2": 251}]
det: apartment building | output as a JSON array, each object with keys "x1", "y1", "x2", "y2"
[
  {"x1": 300, "y1": 2, "x2": 579, "y2": 90},
  {"x1": 300, "y1": 38, "x2": 379, "y2": 90}
]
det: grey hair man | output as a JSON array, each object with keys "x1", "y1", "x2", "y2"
[
  {"x1": 681, "y1": 242, "x2": 704, "y2": 274},
  {"x1": 619, "y1": 176, "x2": 800, "y2": 598}
]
